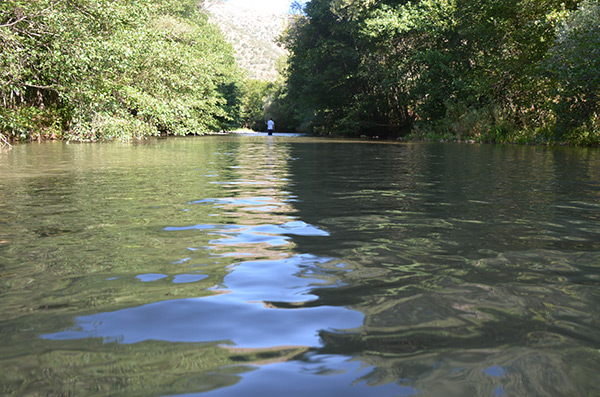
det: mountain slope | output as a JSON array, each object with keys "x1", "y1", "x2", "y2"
[{"x1": 204, "y1": 0, "x2": 289, "y2": 81}]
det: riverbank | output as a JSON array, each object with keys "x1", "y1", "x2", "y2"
[
  {"x1": 0, "y1": 133, "x2": 11, "y2": 148},
  {"x1": 2, "y1": 124, "x2": 598, "y2": 148}
]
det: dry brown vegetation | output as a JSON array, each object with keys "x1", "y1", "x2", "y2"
[{"x1": 205, "y1": 0, "x2": 289, "y2": 81}]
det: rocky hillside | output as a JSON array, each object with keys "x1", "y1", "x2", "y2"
[{"x1": 204, "y1": 0, "x2": 289, "y2": 81}]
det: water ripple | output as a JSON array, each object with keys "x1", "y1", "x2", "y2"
[
  {"x1": 42, "y1": 253, "x2": 363, "y2": 348},
  {"x1": 164, "y1": 221, "x2": 329, "y2": 247}
]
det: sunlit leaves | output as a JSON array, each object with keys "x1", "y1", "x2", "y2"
[
  {"x1": 282, "y1": 0, "x2": 598, "y2": 144},
  {"x1": 0, "y1": 0, "x2": 242, "y2": 140},
  {"x1": 545, "y1": 0, "x2": 600, "y2": 135}
]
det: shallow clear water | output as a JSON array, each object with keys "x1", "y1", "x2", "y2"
[{"x1": 1, "y1": 136, "x2": 599, "y2": 396}]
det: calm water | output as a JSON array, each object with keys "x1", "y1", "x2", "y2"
[{"x1": 1, "y1": 136, "x2": 599, "y2": 396}]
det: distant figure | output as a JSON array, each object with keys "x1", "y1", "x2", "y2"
[{"x1": 267, "y1": 118, "x2": 275, "y2": 135}]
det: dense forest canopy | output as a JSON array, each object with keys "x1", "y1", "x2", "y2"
[
  {"x1": 0, "y1": 0, "x2": 243, "y2": 141},
  {"x1": 276, "y1": 0, "x2": 600, "y2": 144},
  {"x1": 0, "y1": 0, "x2": 599, "y2": 145}
]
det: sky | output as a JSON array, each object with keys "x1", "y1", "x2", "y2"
[{"x1": 226, "y1": 0, "x2": 308, "y2": 14}]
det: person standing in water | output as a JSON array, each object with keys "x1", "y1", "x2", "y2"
[{"x1": 267, "y1": 118, "x2": 275, "y2": 135}]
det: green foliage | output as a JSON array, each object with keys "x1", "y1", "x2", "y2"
[
  {"x1": 562, "y1": 113, "x2": 600, "y2": 146},
  {"x1": 545, "y1": 0, "x2": 600, "y2": 138},
  {"x1": 241, "y1": 79, "x2": 276, "y2": 131},
  {"x1": 263, "y1": 82, "x2": 301, "y2": 133},
  {"x1": 239, "y1": 77, "x2": 300, "y2": 133},
  {"x1": 283, "y1": 0, "x2": 366, "y2": 134},
  {"x1": 215, "y1": 81, "x2": 244, "y2": 132},
  {"x1": 280, "y1": 0, "x2": 598, "y2": 145},
  {"x1": 3, "y1": 0, "x2": 597, "y2": 144},
  {"x1": 0, "y1": 0, "x2": 243, "y2": 141},
  {"x1": 0, "y1": 105, "x2": 67, "y2": 140}
]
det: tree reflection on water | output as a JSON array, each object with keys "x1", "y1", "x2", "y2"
[{"x1": 1, "y1": 138, "x2": 599, "y2": 396}]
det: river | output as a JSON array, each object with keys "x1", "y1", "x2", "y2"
[{"x1": 1, "y1": 135, "x2": 599, "y2": 396}]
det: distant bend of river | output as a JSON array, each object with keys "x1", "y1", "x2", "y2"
[{"x1": 1, "y1": 135, "x2": 599, "y2": 396}]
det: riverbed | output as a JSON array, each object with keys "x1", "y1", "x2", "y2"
[{"x1": 1, "y1": 136, "x2": 599, "y2": 396}]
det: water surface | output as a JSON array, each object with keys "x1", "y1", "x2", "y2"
[{"x1": 1, "y1": 136, "x2": 599, "y2": 396}]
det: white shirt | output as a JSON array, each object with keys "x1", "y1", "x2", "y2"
[{"x1": 267, "y1": 120, "x2": 275, "y2": 130}]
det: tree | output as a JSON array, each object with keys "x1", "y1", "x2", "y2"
[
  {"x1": 241, "y1": 79, "x2": 276, "y2": 131},
  {"x1": 283, "y1": 0, "x2": 364, "y2": 134},
  {"x1": 280, "y1": 0, "x2": 598, "y2": 144},
  {"x1": 546, "y1": 0, "x2": 600, "y2": 140},
  {"x1": 0, "y1": 0, "x2": 243, "y2": 140}
]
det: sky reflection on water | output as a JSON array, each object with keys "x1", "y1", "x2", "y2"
[
  {"x1": 42, "y1": 293, "x2": 363, "y2": 347},
  {"x1": 173, "y1": 354, "x2": 419, "y2": 397},
  {"x1": 1, "y1": 137, "x2": 600, "y2": 396},
  {"x1": 43, "y1": 251, "x2": 363, "y2": 348}
]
